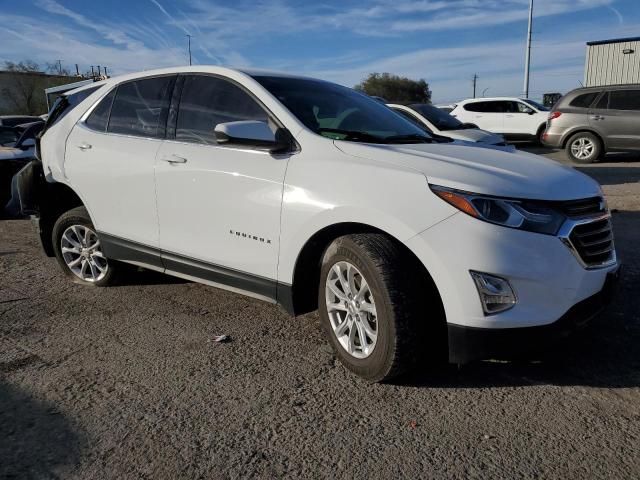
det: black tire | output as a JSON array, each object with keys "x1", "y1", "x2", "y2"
[
  {"x1": 52, "y1": 206, "x2": 118, "y2": 286},
  {"x1": 565, "y1": 132, "x2": 603, "y2": 164},
  {"x1": 318, "y1": 233, "x2": 445, "y2": 382},
  {"x1": 536, "y1": 124, "x2": 547, "y2": 145}
]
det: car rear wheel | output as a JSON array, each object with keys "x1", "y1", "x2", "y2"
[
  {"x1": 52, "y1": 206, "x2": 117, "y2": 286},
  {"x1": 566, "y1": 132, "x2": 602, "y2": 164},
  {"x1": 318, "y1": 233, "x2": 442, "y2": 382},
  {"x1": 536, "y1": 125, "x2": 547, "y2": 145}
]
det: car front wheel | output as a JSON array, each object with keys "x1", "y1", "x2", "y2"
[
  {"x1": 318, "y1": 233, "x2": 441, "y2": 382},
  {"x1": 52, "y1": 206, "x2": 117, "y2": 286}
]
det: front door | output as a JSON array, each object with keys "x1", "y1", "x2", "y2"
[
  {"x1": 598, "y1": 89, "x2": 640, "y2": 150},
  {"x1": 154, "y1": 74, "x2": 290, "y2": 298}
]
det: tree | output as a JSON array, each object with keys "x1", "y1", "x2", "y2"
[
  {"x1": 354, "y1": 73, "x2": 432, "y2": 104},
  {"x1": 1, "y1": 60, "x2": 73, "y2": 115}
]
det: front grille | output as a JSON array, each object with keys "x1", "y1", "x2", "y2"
[
  {"x1": 556, "y1": 196, "x2": 605, "y2": 218},
  {"x1": 568, "y1": 217, "x2": 615, "y2": 267}
]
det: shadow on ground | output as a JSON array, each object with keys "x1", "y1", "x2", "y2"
[{"x1": 0, "y1": 382, "x2": 85, "y2": 479}]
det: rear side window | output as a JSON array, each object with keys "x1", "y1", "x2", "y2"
[
  {"x1": 176, "y1": 75, "x2": 268, "y2": 145},
  {"x1": 107, "y1": 76, "x2": 175, "y2": 138},
  {"x1": 45, "y1": 86, "x2": 100, "y2": 130},
  {"x1": 464, "y1": 101, "x2": 505, "y2": 113},
  {"x1": 85, "y1": 89, "x2": 116, "y2": 132},
  {"x1": 609, "y1": 90, "x2": 640, "y2": 111},
  {"x1": 569, "y1": 92, "x2": 600, "y2": 108},
  {"x1": 594, "y1": 92, "x2": 609, "y2": 109},
  {"x1": 464, "y1": 102, "x2": 488, "y2": 112}
]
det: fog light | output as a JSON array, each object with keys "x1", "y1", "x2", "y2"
[{"x1": 470, "y1": 271, "x2": 517, "y2": 315}]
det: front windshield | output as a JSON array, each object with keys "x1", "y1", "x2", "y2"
[
  {"x1": 409, "y1": 104, "x2": 463, "y2": 131},
  {"x1": 521, "y1": 99, "x2": 550, "y2": 111},
  {"x1": 252, "y1": 76, "x2": 432, "y2": 144}
]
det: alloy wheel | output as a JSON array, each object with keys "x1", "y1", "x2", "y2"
[
  {"x1": 570, "y1": 137, "x2": 595, "y2": 160},
  {"x1": 325, "y1": 261, "x2": 378, "y2": 359},
  {"x1": 60, "y1": 225, "x2": 108, "y2": 282}
]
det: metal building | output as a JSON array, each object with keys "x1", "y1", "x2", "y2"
[{"x1": 585, "y1": 36, "x2": 640, "y2": 87}]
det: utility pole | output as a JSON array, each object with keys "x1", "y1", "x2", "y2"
[
  {"x1": 523, "y1": 0, "x2": 534, "y2": 98},
  {"x1": 186, "y1": 34, "x2": 192, "y2": 66},
  {"x1": 472, "y1": 74, "x2": 478, "y2": 98}
]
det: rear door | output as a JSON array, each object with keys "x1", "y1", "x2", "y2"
[
  {"x1": 461, "y1": 101, "x2": 504, "y2": 133},
  {"x1": 597, "y1": 89, "x2": 640, "y2": 150},
  {"x1": 65, "y1": 75, "x2": 176, "y2": 256},
  {"x1": 154, "y1": 74, "x2": 290, "y2": 294}
]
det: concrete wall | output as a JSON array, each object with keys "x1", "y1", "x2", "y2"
[{"x1": 585, "y1": 39, "x2": 640, "y2": 87}]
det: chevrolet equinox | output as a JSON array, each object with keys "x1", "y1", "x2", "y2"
[{"x1": 12, "y1": 67, "x2": 619, "y2": 382}]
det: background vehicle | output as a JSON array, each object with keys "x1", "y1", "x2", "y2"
[
  {"x1": 12, "y1": 67, "x2": 618, "y2": 382},
  {"x1": 388, "y1": 103, "x2": 506, "y2": 146},
  {"x1": 1, "y1": 122, "x2": 43, "y2": 214},
  {"x1": 435, "y1": 104, "x2": 456, "y2": 113},
  {"x1": 542, "y1": 85, "x2": 640, "y2": 163},
  {"x1": 0, "y1": 115, "x2": 44, "y2": 127},
  {"x1": 450, "y1": 97, "x2": 549, "y2": 143}
]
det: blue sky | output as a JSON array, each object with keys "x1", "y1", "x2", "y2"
[{"x1": 1, "y1": 0, "x2": 638, "y2": 102}]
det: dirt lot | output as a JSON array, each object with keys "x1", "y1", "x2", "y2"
[{"x1": 1, "y1": 147, "x2": 639, "y2": 479}]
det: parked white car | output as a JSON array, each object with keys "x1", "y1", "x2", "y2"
[
  {"x1": 14, "y1": 67, "x2": 618, "y2": 382},
  {"x1": 435, "y1": 104, "x2": 456, "y2": 113},
  {"x1": 388, "y1": 103, "x2": 507, "y2": 146},
  {"x1": 451, "y1": 97, "x2": 550, "y2": 143}
]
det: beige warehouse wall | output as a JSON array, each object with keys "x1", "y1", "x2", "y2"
[{"x1": 585, "y1": 40, "x2": 640, "y2": 87}]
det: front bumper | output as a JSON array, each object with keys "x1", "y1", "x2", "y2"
[{"x1": 447, "y1": 266, "x2": 620, "y2": 363}]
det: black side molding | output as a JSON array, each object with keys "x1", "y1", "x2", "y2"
[{"x1": 98, "y1": 232, "x2": 295, "y2": 310}]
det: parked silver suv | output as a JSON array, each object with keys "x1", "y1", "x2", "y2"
[{"x1": 542, "y1": 85, "x2": 640, "y2": 163}]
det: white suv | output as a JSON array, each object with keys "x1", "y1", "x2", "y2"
[
  {"x1": 451, "y1": 97, "x2": 550, "y2": 143},
  {"x1": 15, "y1": 67, "x2": 619, "y2": 382}
]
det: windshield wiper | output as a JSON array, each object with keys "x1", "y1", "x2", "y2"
[
  {"x1": 383, "y1": 133, "x2": 433, "y2": 144},
  {"x1": 317, "y1": 128, "x2": 386, "y2": 143}
]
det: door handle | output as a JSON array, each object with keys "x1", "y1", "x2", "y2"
[
  {"x1": 162, "y1": 155, "x2": 188, "y2": 164},
  {"x1": 77, "y1": 143, "x2": 92, "y2": 151}
]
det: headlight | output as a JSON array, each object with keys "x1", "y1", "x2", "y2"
[{"x1": 430, "y1": 185, "x2": 565, "y2": 235}]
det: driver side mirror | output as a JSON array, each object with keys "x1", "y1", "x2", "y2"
[{"x1": 214, "y1": 121, "x2": 293, "y2": 153}]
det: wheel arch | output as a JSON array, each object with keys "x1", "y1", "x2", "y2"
[
  {"x1": 38, "y1": 181, "x2": 86, "y2": 256},
  {"x1": 284, "y1": 222, "x2": 444, "y2": 321},
  {"x1": 561, "y1": 128, "x2": 606, "y2": 150}
]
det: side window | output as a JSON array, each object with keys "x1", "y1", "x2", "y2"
[
  {"x1": 176, "y1": 75, "x2": 269, "y2": 145},
  {"x1": 464, "y1": 102, "x2": 488, "y2": 112},
  {"x1": 515, "y1": 102, "x2": 533, "y2": 113},
  {"x1": 594, "y1": 92, "x2": 609, "y2": 110},
  {"x1": 107, "y1": 76, "x2": 175, "y2": 138},
  {"x1": 85, "y1": 89, "x2": 116, "y2": 132},
  {"x1": 44, "y1": 86, "x2": 100, "y2": 130},
  {"x1": 609, "y1": 90, "x2": 640, "y2": 111},
  {"x1": 570, "y1": 92, "x2": 601, "y2": 108}
]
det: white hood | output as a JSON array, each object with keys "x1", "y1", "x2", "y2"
[
  {"x1": 335, "y1": 141, "x2": 601, "y2": 201},
  {"x1": 444, "y1": 128, "x2": 504, "y2": 145}
]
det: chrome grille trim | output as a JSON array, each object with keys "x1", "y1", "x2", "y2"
[{"x1": 558, "y1": 213, "x2": 617, "y2": 269}]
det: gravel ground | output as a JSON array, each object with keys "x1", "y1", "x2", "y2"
[{"x1": 1, "y1": 147, "x2": 639, "y2": 479}]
